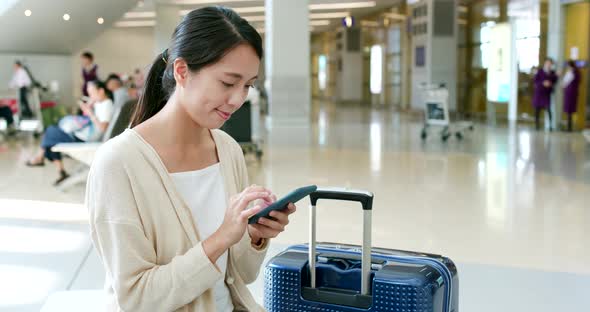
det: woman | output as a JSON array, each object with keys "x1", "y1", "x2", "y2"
[
  {"x1": 81, "y1": 51, "x2": 98, "y2": 97},
  {"x1": 562, "y1": 60, "x2": 581, "y2": 132},
  {"x1": 533, "y1": 58, "x2": 558, "y2": 130},
  {"x1": 9, "y1": 61, "x2": 33, "y2": 118},
  {"x1": 86, "y1": 7, "x2": 295, "y2": 311},
  {"x1": 26, "y1": 80, "x2": 114, "y2": 185}
]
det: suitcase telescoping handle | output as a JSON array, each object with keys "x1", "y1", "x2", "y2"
[{"x1": 309, "y1": 188, "x2": 374, "y2": 296}]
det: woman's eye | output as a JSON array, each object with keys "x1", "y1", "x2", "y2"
[{"x1": 222, "y1": 81, "x2": 234, "y2": 88}]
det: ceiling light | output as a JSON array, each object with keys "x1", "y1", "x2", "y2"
[
  {"x1": 343, "y1": 16, "x2": 354, "y2": 27},
  {"x1": 24, "y1": 10, "x2": 32, "y2": 17},
  {"x1": 310, "y1": 12, "x2": 350, "y2": 19},
  {"x1": 309, "y1": 1, "x2": 376, "y2": 10},
  {"x1": 310, "y1": 20, "x2": 330, "y2": 26},
  {"x1": 97, "y1": 17, "x2": 104, "y2": 24},
  {"x1": 114, "y1": 20, "x2": 156, "y2": 27},
  {"x1": 63, "y1": 14, "x2": 70, "y2": 21},
  {"x1": 124, "y1": 11, "x2": 156, "y2": 18}
]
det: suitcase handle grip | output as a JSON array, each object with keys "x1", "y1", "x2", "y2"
[
  {"x1": 309, "y1": 188, "x2": 374, "y2": 296},
  {"x1": 309, "y1": 188, "x2": 373, "y2": 210}
]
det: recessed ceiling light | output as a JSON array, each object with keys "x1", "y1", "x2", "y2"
[
  {"x1": 97, "y1": 17, "x2": 105, "y2": 24},
  {"x1": 24, "y1": 10, "x2": 32, "y2": 17},
  {"x1": 63, "y1": 14, "x2": 71, "y2": 21}
]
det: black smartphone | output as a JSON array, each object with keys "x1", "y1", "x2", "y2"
[{"x1": 248, "y1": 185, "x2": 317, "y2": 224}]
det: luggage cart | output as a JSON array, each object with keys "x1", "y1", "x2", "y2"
[
  {"x1": 220, "y1": 99, "x2": 263, "y2": 161},
  {"x1": 420, "y1": 83, "x2": 473, "y2": 142}
]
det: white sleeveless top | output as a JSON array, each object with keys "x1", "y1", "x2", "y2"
[{"x1": 170, "y1": 163, "x2": 234, "y2": 312}]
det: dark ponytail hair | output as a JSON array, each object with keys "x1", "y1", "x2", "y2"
[
  {"x1": 567, "y1": 60, "x2": 578, "y2": 70},
  {"x1": 130, "y1": 6, "x2": 263, "y2": 127},
  {"x1": 88, "y1": 80, "x2": 113, "y2": 101}
]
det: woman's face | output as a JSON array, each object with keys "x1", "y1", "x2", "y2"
[
  {"x1": 175, "y1": 44, "x2": 260, "y2": 129},
  {"x1": 87, "y1": 84, "x2": 104, "y2": 101},
  {"x1": 544, "y1": 60, "x2": 553, "y2": 69},
  {"x1": 81, "y1": 56, "x2": 92, "y2": 67}
]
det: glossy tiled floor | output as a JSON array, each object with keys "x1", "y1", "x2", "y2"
[{"x1": 1, "y1": 102, "x2": 589, "y2": 311}]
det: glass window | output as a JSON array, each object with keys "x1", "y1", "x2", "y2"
[
  {"x1": 318, "y1": 54, "x2": 327, "y2": 91},
  {"x1": 515, "y1": 19, "x2": 540, "y2": 72},
  {"x1": 479, "y1": 21, "x2": 495, "y2": 69}
]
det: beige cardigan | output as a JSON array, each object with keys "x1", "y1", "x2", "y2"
[{"x1": 86, "y1": 129, "x2": 268, "y2": 311}]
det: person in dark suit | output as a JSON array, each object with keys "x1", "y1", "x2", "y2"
[
  {"x1": 562, "y1": 60, "x2": 581, "y2": 132},
  {"x1": 532, "y1": 58, "x2": 558, "y2": 130}
]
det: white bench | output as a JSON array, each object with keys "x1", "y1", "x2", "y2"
[
  {"x1": 41, "y1": 290, "x2": 106, "y2": 312},
  {"x1": 52, "y1": 98, "x2": 136, "y2": 191},
  {"x1": 52, "y1": 143, "x2": 102, "y2": 191}
]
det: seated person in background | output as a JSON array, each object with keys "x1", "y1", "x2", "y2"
[
  {"x1": 25, "y1": 80, "x2": 114, "y2": 185},
  {"x1": 105, "y1": 73, "x2": 129, "y2": 104},
  {"x1": 0, "y1": 104, "x2": 16, "y2": 135}
]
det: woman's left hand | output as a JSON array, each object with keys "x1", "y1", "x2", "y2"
[
  {"x1": 248, "y1": 201, "x2": 296, "y2": 245},
  {"x1": 79, "y1": 102, "x2": 92, "y2": 116}
]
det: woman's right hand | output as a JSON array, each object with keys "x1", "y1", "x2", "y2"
[
  {"x1": 203, "y1": 185, "x2": 272, "y2": 263},
  {"x1": 219, "y1": 185, "x2": 272, "y2": 245}
]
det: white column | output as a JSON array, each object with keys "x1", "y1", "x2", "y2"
[
  {"x1": 337, "y1": 27, "x2": 363, "y2": 103},
  {"x1": 265, "y1": 0, "x2": 311, "y2": 127},
  {"x1": 155, "y1": 4, "x2": 181, "y2": 54},
  {"x1": 410, "y1": 0, "x2": 458, "y2": 111},
  {"x1": 508, "y1": 18, "x2": 518, "y2": 122},
  {"x1": 547, "y1": 0, "x2": 565, "y2": 130}
]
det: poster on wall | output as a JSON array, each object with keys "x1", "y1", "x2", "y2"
[{"x1": 486, "y1": 23, "x2": 512, "y2": 103}]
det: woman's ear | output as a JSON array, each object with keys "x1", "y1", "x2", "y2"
[{"x1": 173, "y1": 58, "x2": 189, "y2": 87}]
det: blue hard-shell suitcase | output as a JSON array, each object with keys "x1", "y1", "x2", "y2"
[{"x1": 264, "y1": 188, "x2": 459, "y2": 312}]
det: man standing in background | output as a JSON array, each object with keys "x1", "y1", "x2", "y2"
[{"x1": 9, "y1": 61, "x2": 33, "y2": 118}]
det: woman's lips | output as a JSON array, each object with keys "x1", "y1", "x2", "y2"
[{"x1": 216, "y1": 109, "x2": 231, "y2": 120}]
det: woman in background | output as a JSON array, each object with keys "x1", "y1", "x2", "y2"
[
  {"x1": 562, "y1": 60, "x2": 581, "y2": 132},
  {"x1": 532, "y1": 58, "x2": 558, "y2": 131},
  {"x1": 81, "y1": 51, "x2": 98, "y2": 97},
  {"x1": 26, "y1": 80, "x2": 113, "y2": 185}
]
